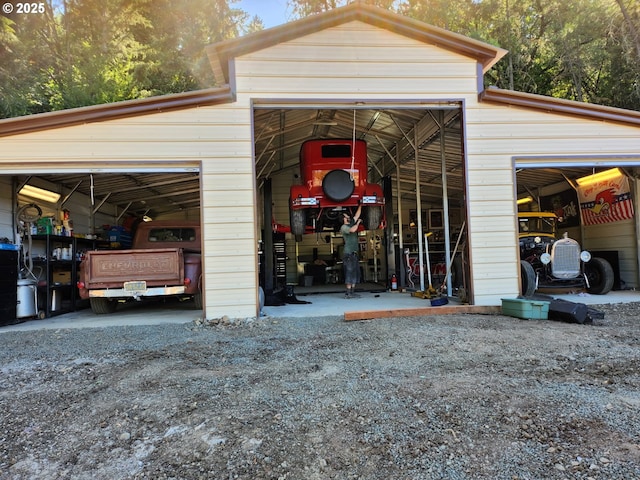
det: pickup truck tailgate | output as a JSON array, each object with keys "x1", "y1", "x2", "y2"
[{"x1": 84, "y1": 248, "x2": 184, "y2": 287}]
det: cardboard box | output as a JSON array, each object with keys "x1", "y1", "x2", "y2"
[
  {"x1": 501, "y1": 298, "x2": 550, "y2": 320},
  {"x1": 53, "y1": 271, "x2": 72, "y2": 285}
]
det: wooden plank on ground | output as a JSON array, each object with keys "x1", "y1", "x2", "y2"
[{"x1": 344, "y1": 305, "x2": 502, "y2": 322}]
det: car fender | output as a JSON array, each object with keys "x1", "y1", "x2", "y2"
[{"x1": 290, "y1": 185, "x2": 313, "y2": 208}]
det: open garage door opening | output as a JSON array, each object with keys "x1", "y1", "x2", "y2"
[
  {"x1": 515, "y1": 164, "x2": 640, "y2": 297},
  {"x1": 253, "y1": 103, "x2": 471, "y2": 304},
  {"x1": 5, "y1": 169, "x2": 202, "y2": 320}
]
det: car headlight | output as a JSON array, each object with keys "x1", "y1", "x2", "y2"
[
  {"x1": 540, "y1": 253, "x2": 551, "y2": 265},
  {"x1": 580, "y1": 251, "x2": 591, "y2": 262},
  {"x1": 534, "y1": 236, "x2": 541, "y2": 244}
]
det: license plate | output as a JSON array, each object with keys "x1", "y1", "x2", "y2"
[{"x1": 124, "y1": 280, "x2": 146, "y2": 292}]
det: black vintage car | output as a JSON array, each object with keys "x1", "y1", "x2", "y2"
[{"x1": 518, "y1": 212, "x2": 614, "y2": 297}]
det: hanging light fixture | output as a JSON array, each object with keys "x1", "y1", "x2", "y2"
[
  {"x1": 575, "y1": 168, "x2": 622, "y2": 187},
  {"x1": 517, "y1": 196, "x2": 534, "y2": 205},
  {"x1": 19, "y1": 184, "x2": 61, "y2": 204}
]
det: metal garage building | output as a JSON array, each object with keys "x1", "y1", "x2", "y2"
[{"x1": 1, "y1": 2, "x2": 640, "y2": 320}]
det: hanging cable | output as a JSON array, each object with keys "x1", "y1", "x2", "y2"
[
  {"x1": 16, "y1": 203, "x2": 42, "y2": 281},
  {"x1": 350, "y1": 109, "x2": 356, "y2": 180}
]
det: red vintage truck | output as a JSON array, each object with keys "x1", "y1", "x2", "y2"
[
  {"x1": 289, "y1": 139, "x2": 385, "y2": 236},
  {"x1": 77, "y1": 220, "x2": 202, "y2": 314}
]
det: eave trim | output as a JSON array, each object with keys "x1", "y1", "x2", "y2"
[
  {"x1": 0, "y1": 86, "x2": 234, "y2": 138},
  {"x1": 479, "y1": 87, "x2": 640, "y2": 127}
]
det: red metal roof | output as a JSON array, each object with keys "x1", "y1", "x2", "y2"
[{"x1": 0, "y1": 86, "x2": 233, "y2": 138}]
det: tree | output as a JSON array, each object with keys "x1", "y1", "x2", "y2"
[
  {"x1": 0, "y1": 0, "x2": 254, "y2": 118},
  {"x1": 3, "y1": 0, "x2": 640, "y2": 118}
]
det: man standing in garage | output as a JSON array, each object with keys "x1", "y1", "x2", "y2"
[{"x1": 341, "y1": 205, "x2": 362, "y2": 299}]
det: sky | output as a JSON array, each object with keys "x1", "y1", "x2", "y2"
[{"x1": 237, "y1": 0, "x2": 292, "y2": 28}]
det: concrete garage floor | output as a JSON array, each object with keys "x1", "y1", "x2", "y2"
[
  {"x1": 1, "y1": 288, "x2": 639, "y2": 332},
  {"x1": 264, "y1": 288, "x2": 640, "y2": 319}
]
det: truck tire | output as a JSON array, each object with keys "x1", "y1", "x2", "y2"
[
  {"x1": 364, "y1": 206, "x2": 382, "y2": 230},
  {"x1": 259, "y1": 286, "x2": 265, "y2": 311},
  {"x1": 322, "y1": 169, "x2": 354, "y2": 202},
  {"x1": 585, "y1": 257, "x2": 614, "y2": 295},
  {"x1": 90, "y1": 297, "x2": 117, "y2": 314},
  {"x1": 290, "y1": 207, "x2": 306, "y2": 237},
  {"x1": 520, "y1": 260, "x2": 536, "y2": 297},
  {"x1": 193, "y1": 292, "x2": 203, "y2": 310}
]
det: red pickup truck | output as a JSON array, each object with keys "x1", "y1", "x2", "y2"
[
  {"x1": 77, "y1": 220, "x2": 202, "y2": 314},
  {"x1": 289, "y1": 139, "x2": 385, "y2": 236}
]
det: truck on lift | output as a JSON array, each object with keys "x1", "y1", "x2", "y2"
[
  {"x1": 77, "y1": 220, "x2": 202, "y2": 314},
  {"x1": 289, "y1": 139, "x2": 385, "y2": 236}
]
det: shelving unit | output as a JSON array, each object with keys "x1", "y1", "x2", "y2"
[
  {"x1": 27, "y1": 235, "x2": 109, "y2": 317},
  {"x1": 0, "y1": 248, "x2": 19, "y2": 325}
]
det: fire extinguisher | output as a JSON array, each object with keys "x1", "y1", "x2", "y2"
[{"x1": 391, "y1": 274, "x2": 398, "y2": 291}]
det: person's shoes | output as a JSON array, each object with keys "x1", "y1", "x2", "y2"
[{"x1": 344, "y1": 292, "x2": 352, "y2": 299}]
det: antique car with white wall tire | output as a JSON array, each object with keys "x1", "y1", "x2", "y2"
[{"x1": 519, "y1": 212, "x2": 614, "y2": 297}]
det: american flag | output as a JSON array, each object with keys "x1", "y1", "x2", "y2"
[{"x1": 578, "y1": 173, "x2": 634, "y2": 225}]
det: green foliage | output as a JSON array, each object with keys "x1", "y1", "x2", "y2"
[
  {"x1": 288, "y1": 0, "x2": 640, "y2": 110},
  {"x1": 2, "y1": 0, "x2": 639, "y2": 118},
  {"x1": 0, "y1": 0, "x2": 252, "y2": 118}
]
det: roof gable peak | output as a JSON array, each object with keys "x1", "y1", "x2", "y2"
[{"x1": 206, "y1": 1, "x2": 507, "y2": 86}]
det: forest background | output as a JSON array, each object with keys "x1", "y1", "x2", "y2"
[{"x1": 1, "y1": 0, "x2": 639, "y2": 119}]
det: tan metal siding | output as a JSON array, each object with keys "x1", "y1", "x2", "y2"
[
  {"x1": 583, "y1": 220, "x2": 638, "y2": 289},
  {"x1": 466, "y1": 102, "x2": 640, "y2": 302},
  {"x1": 1, "y1": 105, "x2": 258, "y2": 319},
  {"x1": 3, "y1": 17, "x2": 639, "y2": 311},
  {"x1": 234, "y1": 22, "x2": 479, "y2": 100}
]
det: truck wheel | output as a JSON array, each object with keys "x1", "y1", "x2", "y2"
[
  {"x1": 520, "y1": 260, "x2": 536, "y2": 297},
  {"x1": 290, "y1": 207, "x2": 306, "y2": 237},
  {"x1": 193, "y1": 292, "x2": 203, "y2": 310},
  {"x1": 364, "y1": 206, "x2": 382, "y2": 230},
  {"x1": 259, "y1": 286, "x2": 265, "y2": 311},
  {"x1": 90, "y1": 297, "x2": 117, "y2": 314},
  {"x1": 585, "y1": 257, "x2": 614, "y2": 294}
]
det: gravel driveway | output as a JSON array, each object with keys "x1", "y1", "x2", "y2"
[{"x1": 1, "y1": 302, "x2": 639, "y2": 479}]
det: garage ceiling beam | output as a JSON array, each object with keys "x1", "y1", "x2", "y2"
[
  {"x1": 90, "y1": 175, "x2": 197, "y2": 195},
  {"x1": 116, "y1": 202, "x2": 133, "y2": 222},
  {"x1": 118, "y1": 187, "x2": 201, "y2": 205},
  {"x1": 92, "y1": 193, "x2": 112, "y2": 215},
  {"x1": 397, "y1": 167, "x2": 464, "y2": 189},
  {"x1": 383, "y1": 109, "x2": 460, "y2": 177}
]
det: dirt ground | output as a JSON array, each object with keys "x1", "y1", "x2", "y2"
[{"x1": 1, "y1": 302, "x2": 639, "y2": 479}]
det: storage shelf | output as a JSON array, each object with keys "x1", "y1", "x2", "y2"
[{"x1": 26, "y1": 235, "x2": 108, "y2": 318}]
